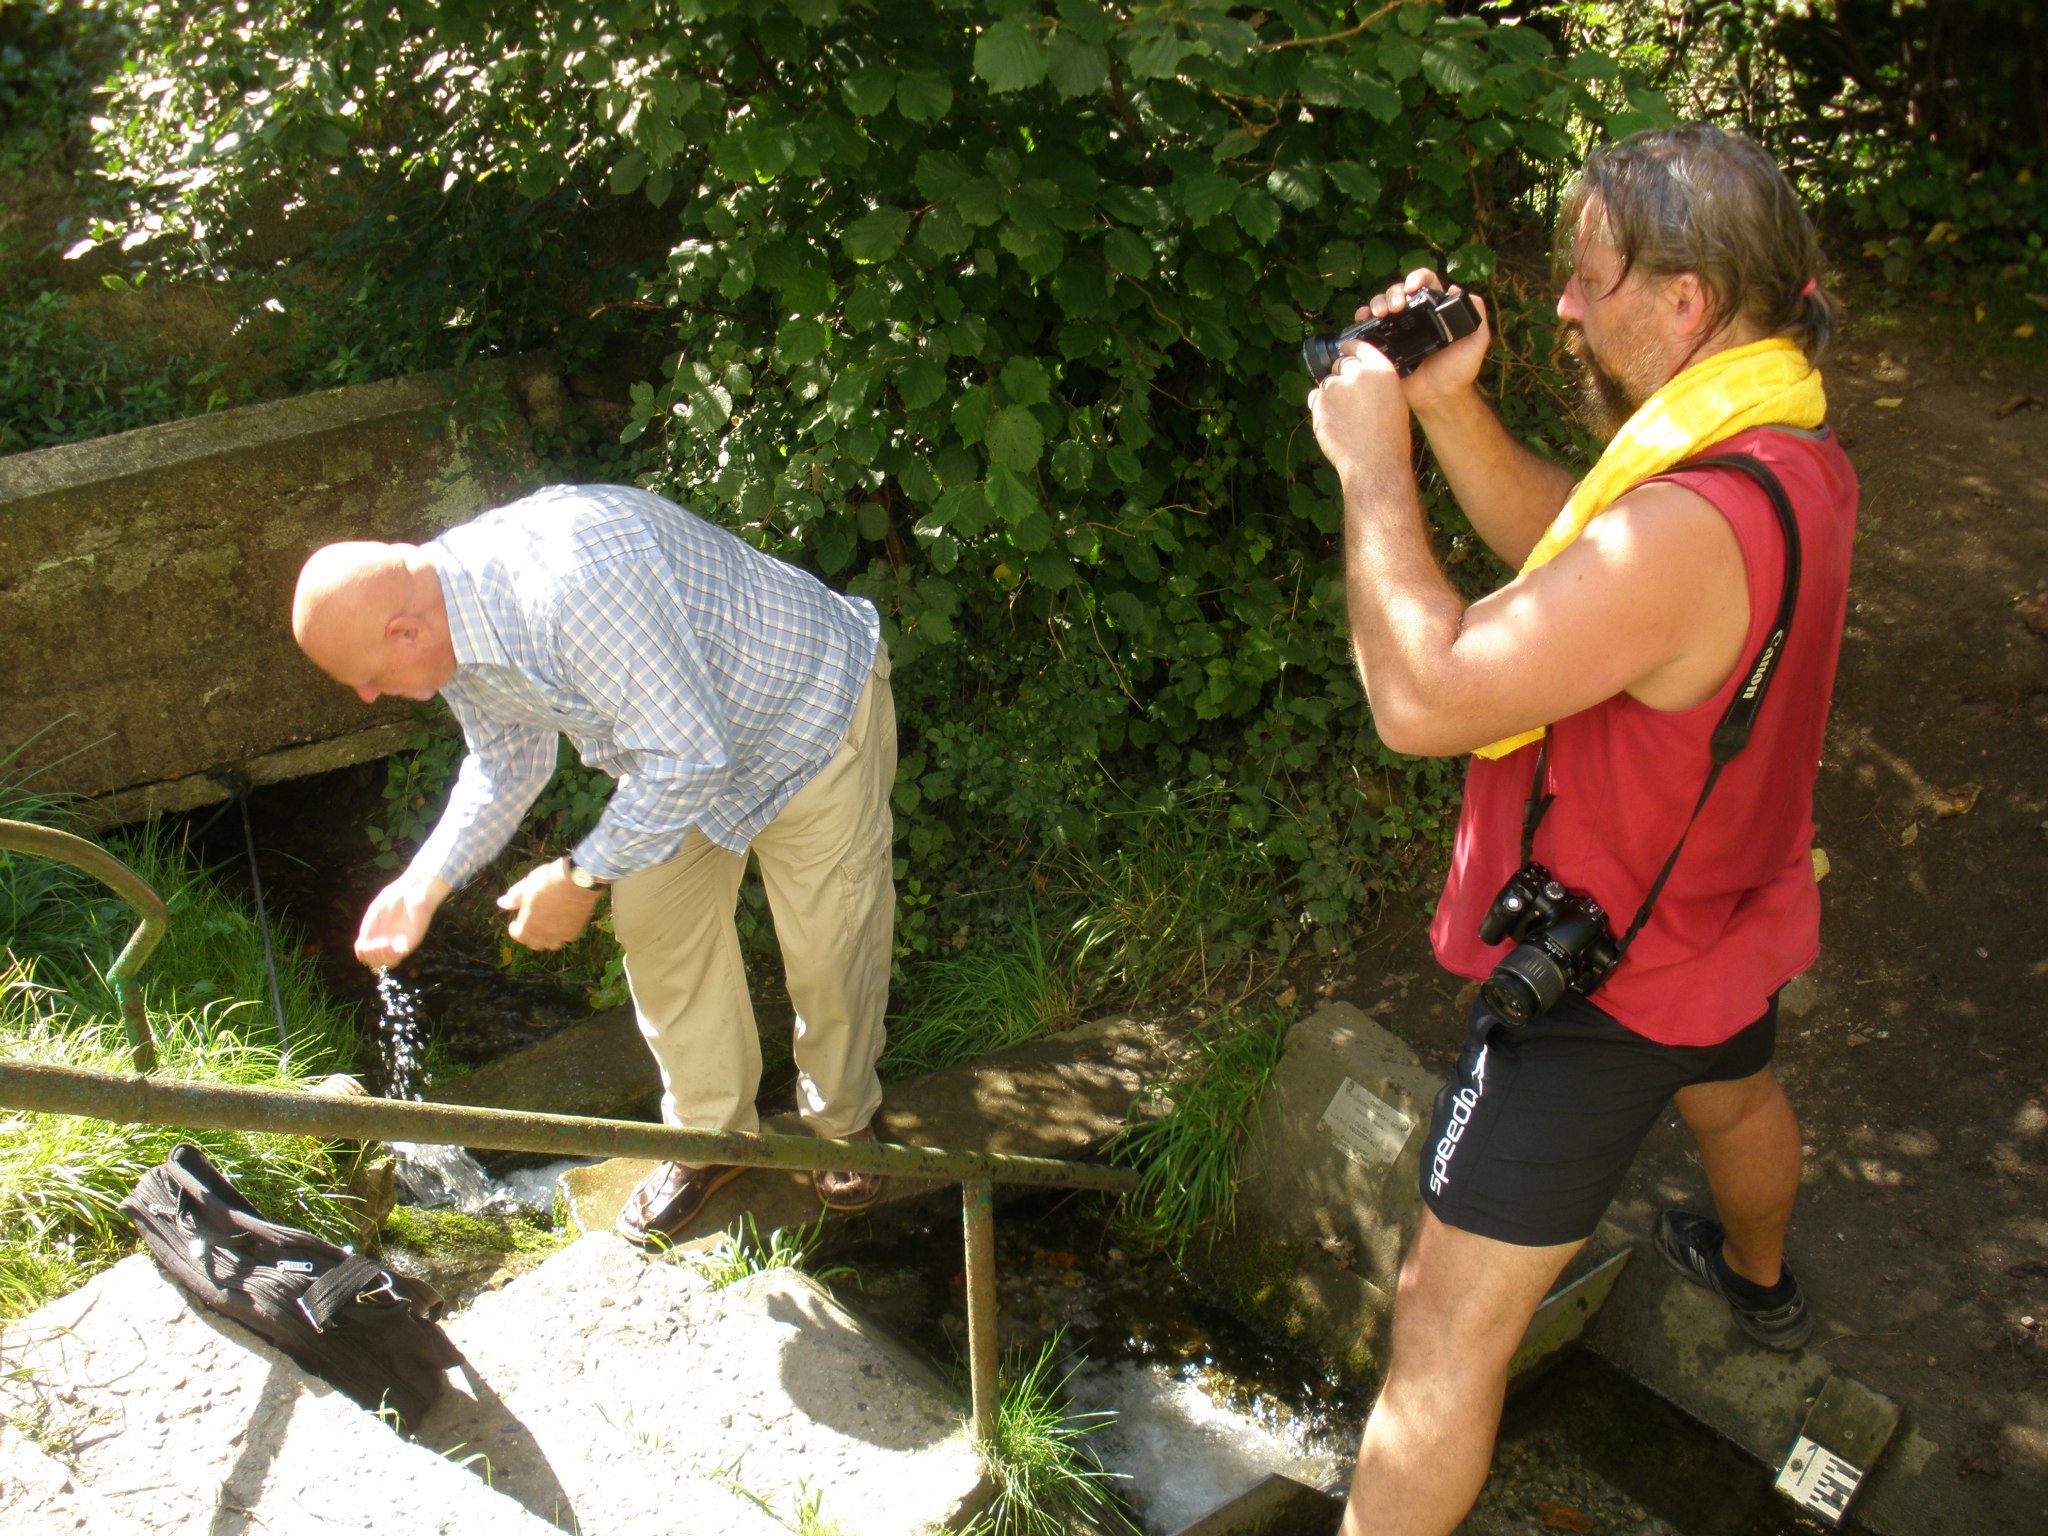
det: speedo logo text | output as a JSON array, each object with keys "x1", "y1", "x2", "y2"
[{"x1": 1429, "y1": 1085, "x2": 1482, "y2": 1195}]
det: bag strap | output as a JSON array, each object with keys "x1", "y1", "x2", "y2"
[
  {"x1": 1519, "y1": 450, "x2": 1805, "y2": 955},
  {"x1": 299, "y1": 1256, "x2": 404, "y2": 1331}
]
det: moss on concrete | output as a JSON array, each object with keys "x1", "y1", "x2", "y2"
[
  {"x1": 1195, "y1": 1230, "x2": 1386, "y2": 1391},
  {"x1": 380, "y1": 1206, "x2": 570, "y2": 1263}
]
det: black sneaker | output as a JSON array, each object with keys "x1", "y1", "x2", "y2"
[{"x1": 1655, "y1": 1208, "x2": 1813, "y2": 1352}]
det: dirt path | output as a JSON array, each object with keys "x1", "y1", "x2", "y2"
[{"x1": 1333, "y1": 310, "x2": 2048, "y2": 1530}]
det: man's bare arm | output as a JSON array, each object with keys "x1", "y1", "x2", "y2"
[
  {"x1": 1354, "y1": 272, "x2": 1579, "y2": 569},
  {"x1": 1413, "y1": 387, "x2": 1579, "y2": 570}
]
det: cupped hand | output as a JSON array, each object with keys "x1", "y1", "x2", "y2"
[
  {"x1": 355, "y1": 875, "x2": 452, "y2": 970},
  {"x1": 496, "y1": 857, "x2": 601, "y2": 952}
]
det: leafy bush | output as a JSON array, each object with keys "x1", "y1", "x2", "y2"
[{"x1": 80, "y1": 2, "x2": 1652, "y2": 967}]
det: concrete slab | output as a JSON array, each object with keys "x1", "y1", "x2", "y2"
[
  {"x1": 1584, "y1": 1263, "x2": 1940, "y2": 1535},
  {"x1": 421, "y1": 1232, "x2": 988, "y2": 1536},
  {"x1": 0, "y1": 366, "x2": 542, "y2": 819},
  {"x1": 1213, "y1": 1003, "x2": 1629, "y2": 1390},
  {"x1": 0, "y1": 1253, "x2": 561, "y2": 1536},
  {"x1": 560, "y1": 1011, "x2": 1190, "y2": 1245}
]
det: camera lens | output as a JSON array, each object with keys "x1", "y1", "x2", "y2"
[
  {"x1": 1302, "y1": 334, "x2": 1341, "y2": 382},
  {"x1": 1482, "y1": 943, "x2": 1569, "y2": 1025}
]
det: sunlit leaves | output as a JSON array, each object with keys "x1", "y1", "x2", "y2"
[
  {"x1": 843, "y1": 206, "x2": 910, "y2": 262},
  {"x1": 974, "y1": 20, "x2": 1047, "y2": 93}
]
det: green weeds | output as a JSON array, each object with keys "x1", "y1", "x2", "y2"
[
  {"x1": 882, "y1": 907, "x2": 1078, "y2": 1079},
  {"x1": 968, "y1": 1334, "x2": 1134, "y2": 1536},
  {"x1": 1052, "y1": 789, "x2": 1280, "y2": 1005},
  {"x1": 1112, "y1": 1009, "x2": 1293, "y2": 1262},
  {"x1": 0, "y1": 781, "x2": 360, "y2": 1319},
  {"x1": 683, "y1": 1211, "x2": 857, "y2": 1292},
  {"x1": 0, "y1": 966, "x2": 357, "y2": 1320}
]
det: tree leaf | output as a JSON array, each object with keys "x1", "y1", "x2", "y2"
[
  {"x1": 1104, "y1": 227, "x2": 1153, "y2": 279},
  {"x1": 895, "y1": 68, "x2": 954, "y2": 122},
  {"x1": 1174, "y1": 170, "x2": 1240, "y2": 225},
  {"x1": 1047, "y1": 32, "x2": 1109, "y2": 98},
  {"x1": 1124, "y1": 20, "x2": 1190, "y2": 79},
  {"x1": 777, "y1": 317, "x2": 829, "y2": 368},
  {"x1": 895, "y1": 355, "x2": 947, "y2": 410},
  {"x1": 1233, "y1": 186, "x2": 1281, "y2": 244},
  {"x1": 952, "y1": 383, "x2": 992, "y2": 443},
  {"x1": 843, "y1": 206, "x2": 910, "y2": 262},
  {"x1": 999, "y1": 355, "x2": 1052, "y2": 405},
  {"x1": 841, "y1": 64, "x2": 895, "y2": 116},
  {"x1": 975, "y1": 20, "x2": 1048, "y2": 93},
  {"x1": 986, "y1": 403, "x2": 1045, "y2": 469},
  {"x1": 985, "y1": 462, "x2": 1039, "y2": 524}
]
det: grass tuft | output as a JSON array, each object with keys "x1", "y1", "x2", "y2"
[
  {"x1": 969, "y1": 1333, "x2": 1134, "y2": 1536},
  {"x1": 682, "y1": 1211, "x2": 858, "y2": 1292},
  {"x1": 1049, "y1": 789, "x2": 1277, "y2": 1004},
  {"x1": 0, "y1": 961, "x2": 358, "y2": 1320},
  {"x1": 1111, "y1": 1008, "x2": 1292, "y2": 1260},
  {"x1": 1, "y1": 774, "x2": 363, "y2": 1320},
  {"x1": 882, "y1": 907, "x2": 1079, "y2": 1079}
]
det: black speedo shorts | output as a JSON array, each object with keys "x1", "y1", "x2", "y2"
[{"x1": 1419, "y1": 990, "x2": 1779, "y2": 1248}]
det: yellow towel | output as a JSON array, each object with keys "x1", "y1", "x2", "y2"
[{"x1": 1472, "y1": 336, "x2": 1826, "y2": 760}]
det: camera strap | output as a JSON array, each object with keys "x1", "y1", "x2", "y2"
[{"x1": 1519, "y1": 451, "x2": 1805, "y2": 956}]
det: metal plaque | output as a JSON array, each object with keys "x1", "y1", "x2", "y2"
[
  {"x1": 1318, "y1": 1077, "x2": 1414, "y2": 1168},
  {"x1": 1775, "y1": 1435, "x2": 1863, "y2": 1525}
]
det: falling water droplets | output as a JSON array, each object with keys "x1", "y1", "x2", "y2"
[{"x1": 374, "y1": 969, "x2": 501, "y2": 1213}]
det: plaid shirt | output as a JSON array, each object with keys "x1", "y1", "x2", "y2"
[{"x1": 407, "y1": 484, "x2": 880, "y2": 888}]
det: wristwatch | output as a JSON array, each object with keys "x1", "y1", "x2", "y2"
[{"x1": 565, "y1": 856, "x2": 609, "y2": 891}]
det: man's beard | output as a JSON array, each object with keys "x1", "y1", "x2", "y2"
[{"x1": 1565, "y1": 325, "x2": 1646, "y2": 441}]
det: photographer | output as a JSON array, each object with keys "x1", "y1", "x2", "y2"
[{"x1": 1307, "y1": 125, "x2": 1857, "y2": 1536}]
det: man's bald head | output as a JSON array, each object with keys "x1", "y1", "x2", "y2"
[{"x1": 292, "y1": 541, "x2": 455, "y2": 703}]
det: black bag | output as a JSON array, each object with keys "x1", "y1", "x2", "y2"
[{"x1": 122, "y1": 1142, "x2": 462, "y2": 1431}]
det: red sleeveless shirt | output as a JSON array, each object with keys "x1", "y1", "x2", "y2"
[{"x1": 1429, "y1": 425, "x2": 1859, "y2": 1046}]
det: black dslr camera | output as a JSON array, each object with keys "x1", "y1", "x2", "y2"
[
  {"x1": 1302, "y1": 288, "x2": 1482, "y2": 384},
  {"x1": 1476, "y1": 862, "x2": 1622, "y2": 1025}
]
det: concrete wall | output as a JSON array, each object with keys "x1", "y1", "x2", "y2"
[{"x1": 0, "y1": 369, "x2": 546, "y2": 824}]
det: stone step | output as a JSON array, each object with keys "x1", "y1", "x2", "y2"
[
  {"x1": 0, "y1": 1254, "x2": 561, "y2": 1536},
  {"x1": 419, "y1": 1232, "x2": 989, "y2": 1536},
  {"x1": 0, "y1": 1232, "x2": 991, "y2": 1535},
  {"x1": 556, "y1": 1011, "x2": 1191, "y2": 1247}
]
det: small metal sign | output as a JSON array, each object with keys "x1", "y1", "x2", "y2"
[
  {"x1": 1774, "y1": 1376, "x2": 1898, "y2": 1527},
  {"x1": 1318, "y1": 1077, "x2": 1413, "y2": 1168},
  {"x1": 1775, "y1": 1436, "x2": 1863, "y2": 1525}
]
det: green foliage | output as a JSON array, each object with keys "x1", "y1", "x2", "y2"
[
  {"x1": 683, "y1": 1210, "x2": 857, "y2": 1290},
  {"x1": 881, "y1": 907, "x2": 1078, "y2": 1078},
  {"x1": 0, "y1": 289, "x2": 237, "y2": 452},
  {"x1": 0, "y1": 780, "x2": 359, "y2": 1318},
  {"x1": 1559, "y1": 2, "x2": 2048, "y2": 305},
  {"x1": 1112, "y1": 1007, "x2": 1290, "y2": 1260},
  {"x1": 80, "y1": 0, "x2": 1643, "y2": 969},
  {"x1": 0, "y1": 964, "x2": 358, "y2": 1320},
  {"x1": 966, "y1": 1332, "x2": 1135, "y2": 1536}
]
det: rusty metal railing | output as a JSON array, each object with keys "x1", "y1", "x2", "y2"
[
  {"x1": 0, "y1": 817, "x2": 165, "y2": 1071},
  {"x1": 0, "y1": 820, "x2": 1138, "y2": 1452}
]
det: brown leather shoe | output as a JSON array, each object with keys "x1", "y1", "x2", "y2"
[
  {"x1": 813, "y1": 1126, "x2": 884, "y2": 1213},
  {"x1": 617, "y1": 1160, "x2": 744, "y2": 1247}
]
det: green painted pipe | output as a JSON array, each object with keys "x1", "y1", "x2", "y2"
[
  {"x1": 0, "y1": 1058, "x2": 1141, "y2": 1192},
  {"x1": 0, "y1": 819, "x2": 165, "y2": 1073}
]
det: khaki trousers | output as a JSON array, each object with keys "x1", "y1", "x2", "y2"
[{"x1": 609, "y1": 651, "x2": 895, "y2": 1141}]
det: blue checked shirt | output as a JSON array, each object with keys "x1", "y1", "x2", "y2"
[{"x1": 407, "y1": 484, "x2": 880, "y2": 889}]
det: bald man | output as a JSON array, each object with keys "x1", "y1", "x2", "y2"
[{"x1": 293, "y1": 484, "x2": 897, "y2": 1242}]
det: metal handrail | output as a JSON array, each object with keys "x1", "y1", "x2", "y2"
[
  {"x1": 0, "y1": 1058, "x2": 1138, "y2": 1451},
  {"x1": 0, "y1": 818, "x2": 165, "y2": 1072},
  {"x1": 0, "y1": 819, "x2": 1141, "y2": 1451}
]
